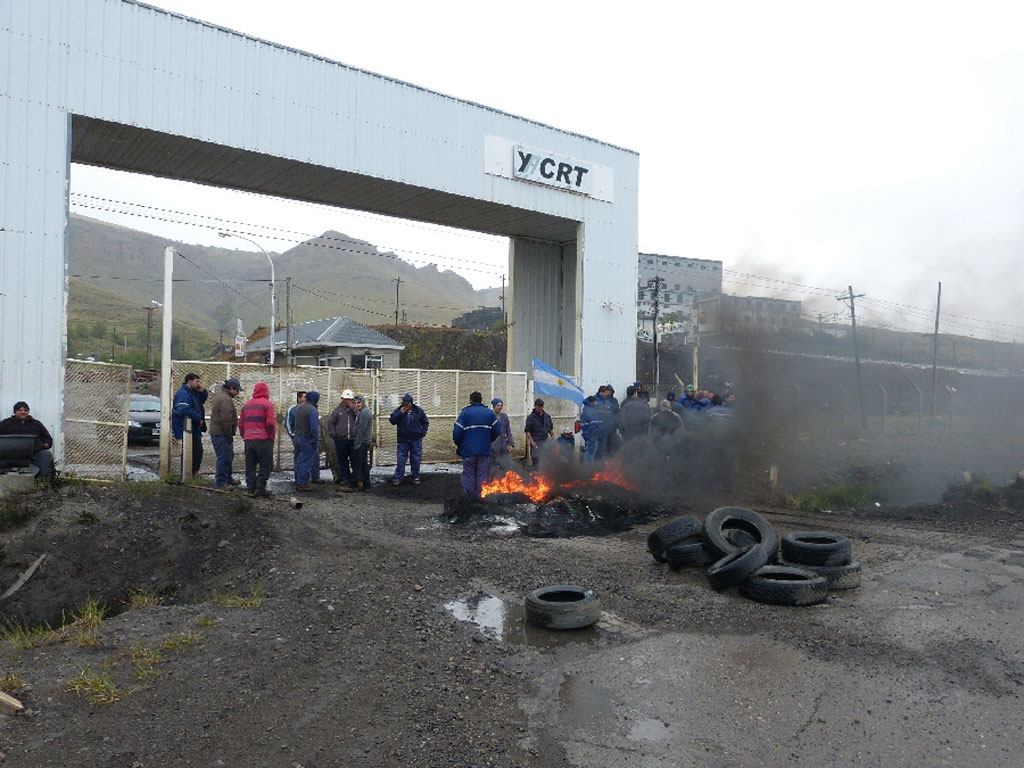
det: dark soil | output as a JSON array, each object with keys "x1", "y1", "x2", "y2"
[{"x1": 1, "y1": 472, "x2": 1022, "y2": 767}]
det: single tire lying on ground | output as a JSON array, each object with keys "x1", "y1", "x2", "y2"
[
  {"x1": 738, "y1": 565, "x2": 829, "y2": 606},
  {"x1": 779, "y1": 559, "x2": 862, "y2": 590},
  {"x1": 665, "y1": 538, "x2": 712, "y2": 568},
  {"x1": 703, "y1": 507, "x2": 779, "y2": 561},
  {"x1": 524, "y1": 585, "x2": 602, "y2": 629},
  {"x1": 780, "y1": 531, "x2": 853, "y2": 567},
  {"x1": 706, "y1": 545, "x2": 773, "y2": 591},
  {"x1": 647, "y1": 515, "x2": 703, "y2": 563}
]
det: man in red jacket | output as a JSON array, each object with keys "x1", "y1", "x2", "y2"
[{"x1": 238, "y1": 382, "x2": 276, "y2": 497}]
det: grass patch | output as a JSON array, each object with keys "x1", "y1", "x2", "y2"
[
  {"x1": 196, "y1": 616, "x2": 219, "y2": 628},
  {"x1": 65, "y1": 666, "x2": 124, "y2": 705},
  {"x1": 0, "y1": 498, "x2": 38, "y2": 531},
  {"x1": 0, "y1": 620, "x2": 61, "y2": 649},
  {"x1": 129, "y1": 643, "x2": 163, "y2": 679},
  {"x1": 74, "y1": 508, "x2": 99, "y2": 525},
  {"x1": 789, "y1": 482, "x2": 879, "y2": 511},
  {"x1": 160, "y1": 632, "x2": 199, "y2": 654},
  {"x1": 68, "y1": 599, "x2": 107, "y2": 647},
  {"x1": 213, "y1": 583, "x2": 267, "y2": 609},
  {"x1": 0, "y1": 673, "x2": 27, "y2": 692},
  {"x1": 123, "y1": 588, "x2": 164, "y2": 610}
]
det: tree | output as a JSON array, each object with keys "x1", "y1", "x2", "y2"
[{"x1": 212, "y1": 301, "x2": 236, "y2": 337}]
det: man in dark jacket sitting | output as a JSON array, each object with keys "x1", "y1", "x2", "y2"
[
  {"x1": 452, "y1": 391, "x2": 500, "y2": 499},
  {"x1": 0, "y1": 401, "x2": 54, "y2": 479}
]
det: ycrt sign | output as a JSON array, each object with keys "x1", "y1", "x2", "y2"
[{"x1": 514, "y1": 145, "x2": 592, "y2": 194}]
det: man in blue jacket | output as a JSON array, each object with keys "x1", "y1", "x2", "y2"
[
  {"x1": 389, "y1": 393, "x2": 429, "y2": 486},
  {"x1": 172, "y1": 372, "x2": 208, "y2": 475},
  {"x1": 578, "y1": 395, "x2": 604, "y2": 463},
  {"x1": 293, "y1": 390, "x2": 320, "y2": 491},
  {"x1": 452, "y1": 391, "x2": 500, "y2": 499}
]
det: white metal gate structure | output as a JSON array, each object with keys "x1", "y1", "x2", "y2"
[
  {"x1": 166, "y1": 362, "x2": 528, "y2": 474},
  {"x1": 64, "y1": 359, "x2": 132, "y2": 479},
  {"x1": 1, "y1": 0, "x2": 639, "y2": 463},
  {"x1": 373, "y1": 368, "x2": 528, "y2": 465}
]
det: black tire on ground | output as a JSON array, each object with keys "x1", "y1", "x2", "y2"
[
  {"x1": 726, "y1": 528, "x2": 759, "y2": 549},
  {"x1": 706, "y1": 545, "x2": 772, "y2": 591},
  {"x1": 780, "y1": 531, "x2": 853, "y2": 566},
  {"x1": 524, "y1": 585, "x2": 602, "y2": 630},
  {"x1": 738, "y1": 565, "x2": 829, "y2": 606},
  {"x1": 779, "y1": 559, "x2": 862, "y2": 590},
  {"x1": 665, "y1": 538, "x2": 712, "y2": 568},
  {"x1": 647, "y1": 515, "x2": 703, "y2": 563},
  {"x1": 702, "y1": 507, "x2": 779, "y2": 561}
]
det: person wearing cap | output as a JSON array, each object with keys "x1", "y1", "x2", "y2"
[
  {"x1": 594, "y1": 386, "x2": 616, "y2": 459},
  {"x1": 489, "y1": 397, "x2": 514, "y2": 468},
  {"x1": 677, "y1": 384, "x2": 700, "y2": 410},
  {"x1": 327, "y1": 389, "x2": 358, "y2": 490},
  {"x1": 555, "y1": 426, "x2": 576, "y2": 459},
  {"x1": 208, "y1": 378, "x2": 243, "y2": 488},
  {"x1": 172, "y1": 372, "x2": 208, "y2": 476},
  {"x1": 453, "y1": 391, "x2": 501, "y2": 498},
  {"x1": 350, "y1": 394, "x2": 374, "y2": 491},
  {"x1": 238, "y1": 381, "x2": 276, "y2": 497},
  {"x1": 389, "y1": 393, "x2": 429, "y2": 486},
  {"x1": 293, "y1": 390, "x2": 321, "y2": 491},
  {"x1": 0, "y1": 401, "x2": 55, "y2": 480},
  {"x1": 524, "y1": 398, "x2": 554, "y2": 468}
]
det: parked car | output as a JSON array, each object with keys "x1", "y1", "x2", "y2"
[{"x1": 128, "y1": 394, "x2": 162, "y2": 443}]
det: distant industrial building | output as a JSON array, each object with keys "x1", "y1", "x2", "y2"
[
  {"x1": 695, "y1": 295, "x2": 803, "y2": 335},
  {"x1": 452, "y1": 307, "x2": 504, "y2": 331},
  {"x1": 637, "y1": 253, "x2": 724, "y2": 335}
]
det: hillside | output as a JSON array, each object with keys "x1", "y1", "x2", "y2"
[{"x1": 68, "y1": 215, "x2": 497, "y2": 361}]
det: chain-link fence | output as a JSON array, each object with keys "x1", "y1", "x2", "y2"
[
  {"x1": 64, "y1": 359, "x2": 133, "y2": 479},
  {"x1": 166, "y1": 362, "x2": 530, "y2": 476}
]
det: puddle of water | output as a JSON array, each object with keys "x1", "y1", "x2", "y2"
[{"x1": 444, "y1": 592, "x2": 602, "y2": 647}]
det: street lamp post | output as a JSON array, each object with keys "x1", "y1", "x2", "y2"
[
  {"x1": 218, "y1": 232, "x2": 276, "y2": 366},
  {"x1": 145, "y1": 300, "x2": 162, "y2": 369}
]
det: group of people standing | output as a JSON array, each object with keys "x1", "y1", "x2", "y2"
[
  {"x1": 577, "y1": 382, "x2": 735, "y2": 461},
  {"x1": 164, "y1": 372, "x2": 736, "y2": 499}
]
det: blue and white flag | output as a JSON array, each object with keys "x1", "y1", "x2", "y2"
[{"x1": 532, "y1": 357, "x2": 585, "y2": 406}]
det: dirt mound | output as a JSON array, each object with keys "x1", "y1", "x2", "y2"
[{"x1": 1, "y1": 483, "x2": 275, "y2": 628}]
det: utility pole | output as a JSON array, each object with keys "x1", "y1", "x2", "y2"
[
  {"x1": 392, "y1": 277, "x2": 403, "y2": 326},
  {"x1": 146, "y1": 307, "x2": 155, "y2": 370},
  {"x1": 930, "y1": 282, "x2": 941, "y2": 423},
  {"x1": 285, "y1": 276, "x2": 293, "y2": 361},
  {"x1": 500, "y1": 274, "x2": 507, "y2": 326},
  {"x1": 838, "y1": 286, "x2": 867, "y2": 430},
  {"x1": 647, "y1": 277, "x2": 665, "y2": 396}
]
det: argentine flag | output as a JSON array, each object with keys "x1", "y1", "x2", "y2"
[{"x1": 532, "y1": 357, "x2": 585, "y2": 406}]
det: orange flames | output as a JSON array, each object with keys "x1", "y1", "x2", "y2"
[
  {"x1": 481, "y1": 472, "x2": 554, "y2": 503},
  {"x1": 482, "y1": 459, "x2": 638, "y2": 503}
]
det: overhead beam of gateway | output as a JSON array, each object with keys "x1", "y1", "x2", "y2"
[{"x1": 0, "y1": 0, "x2": 639, "y2": 462}]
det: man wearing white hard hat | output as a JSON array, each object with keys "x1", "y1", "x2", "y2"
[{"x1": 326, "y1": 388, "x2": 359, "y2": 490}]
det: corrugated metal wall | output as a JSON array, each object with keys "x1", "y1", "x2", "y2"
[{"x1": 0, "y1": 0, "x2": 639, "y2": 458}]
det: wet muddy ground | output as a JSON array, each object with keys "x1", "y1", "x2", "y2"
[{"x1": 1, "y1": 471, "x2": 1023, "y2": 767}]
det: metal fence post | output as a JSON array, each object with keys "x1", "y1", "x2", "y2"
[
  {"x1": 879, "y1": 384, "x2": 887, "y2": 434},
  {"x1": 913, "y1": 383, "x2": 922, "y2": 432},
  {"x1": 182, "y1": 418, "x2": 193, "y2": 482}
]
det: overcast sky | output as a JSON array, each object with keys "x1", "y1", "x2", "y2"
[{"x1": 71, "y1": 0, "x2": 1024, "y2": 342}]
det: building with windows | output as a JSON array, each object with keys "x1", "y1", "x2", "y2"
[
  {"x1": 637, "y1": 253, "x2": 724, "y2": 334},
  {"x1": 245, "y1": 317, "x2": 404, "y2": 368},
  {"x1": 695, "y1": 295, "x2": 803, "y2": 335}
]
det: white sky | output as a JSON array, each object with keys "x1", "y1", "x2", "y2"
[{"x1": 71, "y1": 0, "x2": 1024, "y2": 341}]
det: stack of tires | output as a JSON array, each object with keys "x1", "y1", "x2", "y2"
[{"x1": 646, "y1": 508, "x2": 861, "y2": 606}]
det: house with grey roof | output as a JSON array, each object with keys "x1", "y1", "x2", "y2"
[{"x1": 245, "y1": 317, "x2": 405, "y2": 368}]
